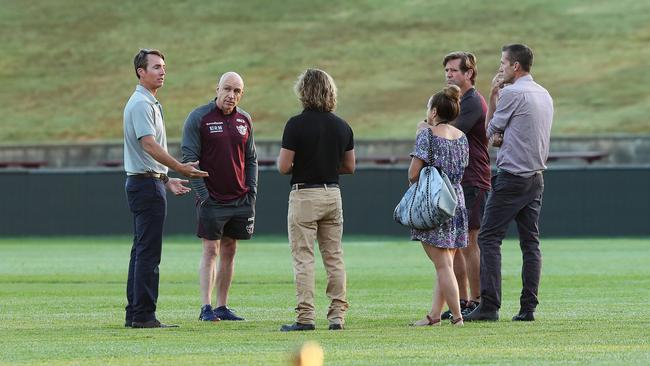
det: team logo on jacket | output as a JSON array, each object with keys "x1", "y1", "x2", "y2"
[{"x1": 236, "y1": 125, "x2": 248, "y2": 136}]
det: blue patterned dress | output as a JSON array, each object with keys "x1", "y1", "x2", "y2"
[{"x1": 410, "y1": 129, "x2": 469, "y2": 249}]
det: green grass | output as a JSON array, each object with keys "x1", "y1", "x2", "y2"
[
  {"x1": 0, "y1": 236, "x2": 649, "y2": 365},
  {"x1": 1, "y1": 0, "x2": 649, "y2": 143}
]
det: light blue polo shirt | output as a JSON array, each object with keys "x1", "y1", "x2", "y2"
[{"x1": 123, "y1": 84, "x2": 168, "y2": 175}]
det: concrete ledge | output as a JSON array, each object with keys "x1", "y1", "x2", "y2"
[{"x1": 0, "y1": 136, "x2": 648, "y2": 168}]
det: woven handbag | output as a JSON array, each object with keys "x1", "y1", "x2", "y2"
[{"x1": 393, "y1": 128, "x2": 458, "y2": 230}]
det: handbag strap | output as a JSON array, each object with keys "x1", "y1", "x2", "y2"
[
  {"x1": 426, "y1": 127, "x2": 445, "y2": 176},
  {"x1": 426, "y1": 127, "x2": 434, "y2": 167}
]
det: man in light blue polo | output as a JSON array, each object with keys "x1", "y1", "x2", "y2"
[{"x1": 123, "y1": 48, "x2": 208, "y2": 328}]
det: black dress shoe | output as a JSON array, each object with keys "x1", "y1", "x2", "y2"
[
  {"x1": 280, "y1": 322, "x2": 315, "y2": 332},
  {"x1": 132, "y1": 319, "x2": 180, "y2": 328},
  {"x1": 124, "y1": 321, "x2": 133, "y2": 328},
  {"x1": 442, "y1": 299, "x2": 476, "y2": 319},
  {"x1": 512, "y1": 312, "x2": 535, "y2": 321},
  {"x1": 328, "y1": 323, "x2": 344, "y2": 330},
  {"x1": 463, "y1": 304, "x2": 499, "y2": 322}
]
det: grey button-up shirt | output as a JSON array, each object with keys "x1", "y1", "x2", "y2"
[
  {"x1": 487, "y1": 74, "x2": 553, "y2": 177},
  {"x1": 123, "y1": 84, "x2": 168, "y2": 175}
]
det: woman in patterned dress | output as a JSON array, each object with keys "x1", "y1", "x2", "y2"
[{"x1": 408, "y1": 85, "x2": 469, "y2": 326}]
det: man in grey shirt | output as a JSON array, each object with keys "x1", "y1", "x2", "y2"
[
  {"x1": 123, "y1": 49, "x2": 207, "y2": 328},
  {"x1": 465, "y1": 44, "x2": 553, "y2": 322}
]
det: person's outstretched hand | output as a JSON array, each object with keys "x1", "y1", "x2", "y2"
[
  {"x1": 166, "y1": 178, "x2": 191, "y2": 196},
  {"x1": 177, "y1": 161, "x2": 208, "y2": 178}
]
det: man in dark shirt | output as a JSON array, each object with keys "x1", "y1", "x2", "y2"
[
  {"x1": 181, "y1": 72, "x2": 257, "y2": 322},
  {"x1": 277, "y1": 68, "x2": 355, "y2": 331},
  {"x1": 439, "y1": 52, "x2": 491, "y2": 318}
]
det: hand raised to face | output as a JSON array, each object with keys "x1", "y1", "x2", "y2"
[
  {"x1": 417, "y1": 119, "x2": 430, "y2": 133},
  {"x1": 492, "y1": 72, "x2": 506, "y2": 91},
  {"x1": 490, "y1": 133, "x2": 504, "y2": 147}
]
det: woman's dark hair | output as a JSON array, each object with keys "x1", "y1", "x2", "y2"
[{"x1": 427, "y1": 85, "x2": 461, "y2": 123}]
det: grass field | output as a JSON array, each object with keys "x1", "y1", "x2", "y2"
[
  {"x1": 1, "y1": 0, "x2": 650, "y2": 143},
  {"x1": 1, "y1": 236, "x2": 649, "y2": 365}
]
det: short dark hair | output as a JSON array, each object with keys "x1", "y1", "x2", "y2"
[
  {"x1": 133, "y1": 49, "x2": 165, "y2": 79},
  {"x1": 502, "y1": 44, "x2": 533, "y2": 72},
  {"x1": 442, "y1": 51, "x2": 478, "y2": 85},
  {"x1": 428, "y1": 85, "x2": 461, "y2": 123}
]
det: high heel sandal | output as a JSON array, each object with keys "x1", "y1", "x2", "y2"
[
  {"x1": 450, "y1": 316, "x2": 464, "y2": 326},
  {"x1": 410, "y1": 314, "x2": 441, "y2": 327}
]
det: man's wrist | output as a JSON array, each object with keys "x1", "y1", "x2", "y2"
[{"x1": 170, "y1": 160, "x2": 184, "y2": 174}]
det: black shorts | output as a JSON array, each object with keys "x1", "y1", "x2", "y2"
[
  {"x1": 463, "y1": 185, "x2": 488, "y2": 230},
  {"x1": 197, "y1": 194, "x2": 255, "y2": 240}
]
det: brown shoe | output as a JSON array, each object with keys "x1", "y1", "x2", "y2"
[
  {"x1": 450, "y1": 316, "x2": 464, "y2": 326},
  {"x1": 410, "y1": 314, "x2": 441, "y2": 327},
  {"x1": 132, "y1": 319, "x2": 179, "y2": 328}
]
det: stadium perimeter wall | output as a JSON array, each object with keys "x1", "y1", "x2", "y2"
[
  {"x1": 1, "y1": 135, "x2": 649, "y2": 167},
  {"x1": 0, "y1": 167, "x2": 648, "y2": 237}
]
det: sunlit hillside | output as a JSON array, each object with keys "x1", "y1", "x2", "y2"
[{"x1": 1, "y1": 0, "x2": 649, "y2": 143}]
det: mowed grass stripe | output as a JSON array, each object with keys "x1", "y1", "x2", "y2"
[{"x1": 0, "y1": 237, "x2": 648, "y2": 365}]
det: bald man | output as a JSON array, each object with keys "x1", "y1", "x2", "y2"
[{"x1": 182, "y1": 72, "x2": 258, "y2": 322}]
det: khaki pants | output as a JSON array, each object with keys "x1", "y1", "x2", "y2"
[{"x1": 288, "y1": 187, "x2": 348, "y2": 325}]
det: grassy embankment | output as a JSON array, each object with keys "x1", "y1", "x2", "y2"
[{"x1": 1, "y1": 0, "x2": 649, "y2": 144}]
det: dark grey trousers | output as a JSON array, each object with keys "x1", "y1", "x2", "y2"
[{"x1": 478, "y1": 170, "x2": 544, "y2": 313}]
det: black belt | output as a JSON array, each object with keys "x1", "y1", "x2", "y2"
[
  {"x1": 291, "y1": 183, "x2": 339, "y2": 191},
  {"x1": 131, "y1": 172, "x2": 169, "y2": 183}
]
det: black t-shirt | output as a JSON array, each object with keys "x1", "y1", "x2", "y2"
[{"x1": 281, "y1": 109, "x2": 354, "y2": 185}]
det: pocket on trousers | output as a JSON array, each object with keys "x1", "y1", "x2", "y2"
[
  {"x1": 332, "y1": 198, "x2": 344, "y2": 225},
  {"x1": 494, "y1": 174, "x2": 524, "y2": 196},
  {"x1": 199, "y1": 200, "x2": 216, "y2": 220},
  {"x1": 245, "y1": 197, "x2": 256, "y2": 218},
  {"x1": 126, "y1": 179, "x2": 156, "y2": 212},
  {"x1": 289, "y1": 195, "x2": 314, "y2": 223}
]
